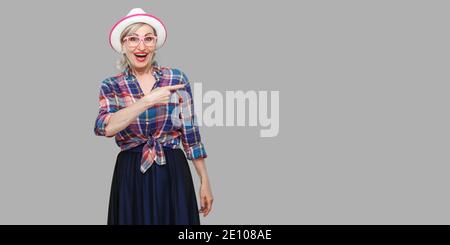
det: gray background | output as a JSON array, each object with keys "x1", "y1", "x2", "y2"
[{"x1": 0, "y1": 0, "x2": 449, "y2": 224}]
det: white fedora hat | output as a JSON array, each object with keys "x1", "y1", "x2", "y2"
[{"x1": 109, "y1": 8, "x2": 167, "y2": 53}]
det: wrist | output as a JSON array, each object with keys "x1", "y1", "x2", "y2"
[
  {"x1": 200, "y1": 176, "x2": 209, "y2": 184},
  {"x1": 141, "y1": 97, "x2": 154, "y2": 108}
]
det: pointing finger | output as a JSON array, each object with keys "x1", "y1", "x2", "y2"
[{"x1": 164, "y1": 84, "x2": 185, "y2": 91}]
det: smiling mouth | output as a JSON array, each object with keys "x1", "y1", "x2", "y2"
[{"x1": 134, "y1": 53, "x2": 148, "y2": 62}]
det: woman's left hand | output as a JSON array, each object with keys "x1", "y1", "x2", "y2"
[{"x1": 199, "y1": 179, "x2": 214, "y2": 217}]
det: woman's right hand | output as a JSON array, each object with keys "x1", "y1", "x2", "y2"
[{"x1": 142, "y1": 84, "x2": 185, "y2": 107}]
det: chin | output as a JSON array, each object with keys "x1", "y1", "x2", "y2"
[{"x1": 131, "y1": 62, "x2": 150, "y2": 69}]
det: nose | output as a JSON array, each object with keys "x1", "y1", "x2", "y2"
[{"x1": 138, "y1": 39, "x2": 146, "y2": 49}]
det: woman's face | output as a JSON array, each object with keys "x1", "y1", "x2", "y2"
[{"x1": 122, "y1": 24, "x2": 157, "y2": 70}]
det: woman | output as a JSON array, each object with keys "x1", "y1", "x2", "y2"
[{"x1": 94, "y1": 8, "x2": 213, "y2": 225}]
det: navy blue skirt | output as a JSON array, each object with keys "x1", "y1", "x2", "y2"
[{"x1": 107, "y1": 144, "x2": 200, "y2": 225}]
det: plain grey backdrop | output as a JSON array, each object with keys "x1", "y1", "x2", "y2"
[{"x1": 0, "y1": 0, "x2": 449, "y2": 224}]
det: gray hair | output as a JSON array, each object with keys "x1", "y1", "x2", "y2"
[{"x1": 116, "y1": 22, "x2": 158, "y2": 70}]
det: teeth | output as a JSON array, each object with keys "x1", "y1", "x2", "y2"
[{"x1": 135, "y1": 53, "x2": 147, "y2": 57}]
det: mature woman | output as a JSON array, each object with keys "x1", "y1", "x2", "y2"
[{"x1": 94, "y1": 8, "x2": 213, "y2": 225}]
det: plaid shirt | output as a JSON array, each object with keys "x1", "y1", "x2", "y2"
[{"x1": 94, "y1": 64, "x2": 207, "y2": 173}]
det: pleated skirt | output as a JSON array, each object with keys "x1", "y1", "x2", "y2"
[{"x1": 107, "y1": 144, "x2": 200, "y2": 225}]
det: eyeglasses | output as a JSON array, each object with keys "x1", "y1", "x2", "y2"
[{"x1": 122, "y1": 35, "x2": 157, "y2": 48}]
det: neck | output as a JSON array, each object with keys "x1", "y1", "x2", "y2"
[{"x1": 131, "y1": 65, "x2": 153, "y2": 77}]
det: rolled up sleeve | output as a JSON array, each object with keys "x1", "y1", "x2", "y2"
[
  {"x1": 178, "y1": 72, "x2": 208, "y2": 160},
  {"x1": 94, "y1": 81, "x2": 118, "y2": 137}
]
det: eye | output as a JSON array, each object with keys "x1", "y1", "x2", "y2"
[
  {"x1": 128, "y1": 36, "x2": 139, "y2": 42},
  {"x1": 144, "y1": 37, "x2": 155, "y2": 43}
]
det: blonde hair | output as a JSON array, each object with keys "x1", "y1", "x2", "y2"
[{"x1": 116, "y1": 22, "x2": 158, "y2": 70}]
